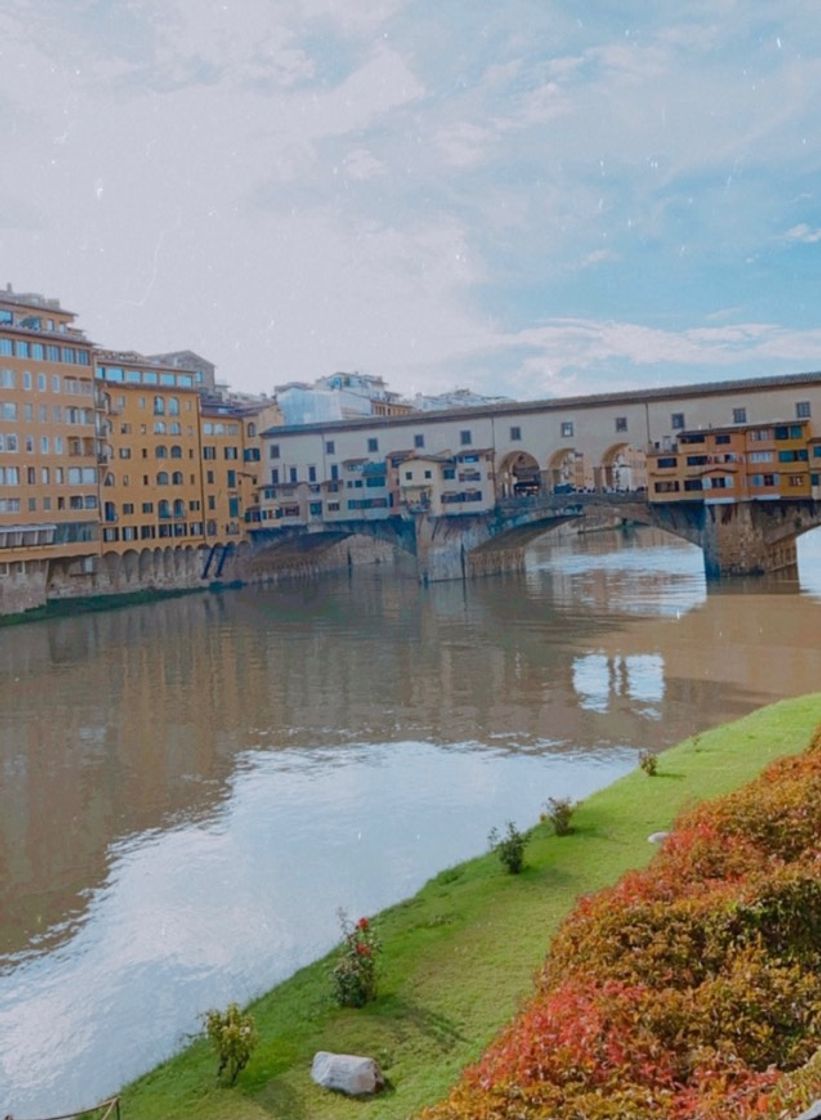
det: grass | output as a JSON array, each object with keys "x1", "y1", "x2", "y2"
[{"x1": 119, "y1": 692, "x2": 821, "y2": 1120}]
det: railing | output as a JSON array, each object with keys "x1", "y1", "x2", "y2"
[{"x1": 6, "y1": 1096, "x2": 121, "y2": 1120}]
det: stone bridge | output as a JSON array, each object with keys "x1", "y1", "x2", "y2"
[{"x1": 243, "y1": 492, "x2": 821, "y2": 583}]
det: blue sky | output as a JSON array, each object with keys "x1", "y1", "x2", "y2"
[{"x1": 3, "y1": 1, "x2": 821, "y2": 398}]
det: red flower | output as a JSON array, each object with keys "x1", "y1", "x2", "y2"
[
  {"x1": 355, "y1": 942, "x2": 372, "y2": 957},
  {"x1": 356, "y1": 917, "x2": 369, "y2": 930}
]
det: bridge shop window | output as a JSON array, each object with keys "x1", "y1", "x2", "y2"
[
  {"x1": 510, "y1": 426, "x2": 521, "y2": 441},
  {"x1": 460, "y1": 429, "x2": 472, "y2": 445},
  {"x1": 560, "y1": 421, "x2": 574, "y2": 438},
  {"x1": 367, "y1": 437, "x2": 379, "y2": 453},
  {"x1": 414, "y1": 434, "x2": 425, "y2": 448},
  {"x1": 733, "y1": 408, "x2": 747, "y2": 424},
  {"x1": 671, "y1": 413, "x2": 685, "y2": 430},
  {"x1": 269, "y1": 443, "x2": 280, "y2": 459},
  {"x1": 325, "y1": 440, "x2": 335, "y2": 454},
  {"x1": 615, "y1": 416, "x2": 628, "y2": 432},
  {"x1": 796, "y1": 401, "x2": 812, "y2": 418}
]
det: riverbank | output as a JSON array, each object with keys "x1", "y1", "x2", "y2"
[
  {"x1": 116, "y1": 692, "x2": 821, "y2": 1120},
  {"x1": 0, "y1": 585, "x2": 205, "y2": 628}
]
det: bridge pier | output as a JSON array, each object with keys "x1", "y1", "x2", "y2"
[{"x1": 700, "y1": 502, "x2": 798, "y2": 578}]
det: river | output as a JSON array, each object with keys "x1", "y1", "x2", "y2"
[{"x1": 2, "y1": 527, "x2": 821, "y2": 1114}]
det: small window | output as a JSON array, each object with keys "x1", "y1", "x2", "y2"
[
  {"x1": 510, "y1": 426, "x2": 521, "y2": 441},
  {"x1": 733, "y1": 407, "x2": 747, "y2": 424},
  {"x1": 414, "y1": 434, "x2": 425, "y2": 449},
  {"x1": 561, "y1": 421, "x2": 574, "y2": 439},
  {"x1": 308, "y1": 465, "x2": 317, "y2": 482},
  {"x1": 796, "y1": 401, "x2": 812, "y2": 419},
  {"x1": 325, "y1": 440, "x2": 335, "y2": 455},
  {"x1": 615, "y1": 416, "x2": 628, "y2": 433},
  {"x1": 367, "y1": 437, "x2": 379, "y2": 453},
  {"x1": 460, "y1": 430, "x2": 471, "y2": 446},
  {"x1": 269, "y1": 443, "x2": 280, "y2": 459},
  {"x1": 289, "y1": 467, "x2": 298, "y2": 483},
  {"x1": 424, "y1": 469, "x2": 432, "y2": 479},
  {"x1": 671, "y1": 412, "x2": 685, "y2": 430}
]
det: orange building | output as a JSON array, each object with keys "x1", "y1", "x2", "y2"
[
  {"x1": 0, "y1": 287, "x2": 100, "y2": 611},
  {"x1": 647, "y1": 419, "x2": 818, "y2": 504},
  {"x1": 95, "y1": 352, "x2": 206, "y2": 553}
]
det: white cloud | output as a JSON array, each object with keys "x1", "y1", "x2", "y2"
[{"x1": 784, "y1": 223, "x2": 821, "y2": 243}]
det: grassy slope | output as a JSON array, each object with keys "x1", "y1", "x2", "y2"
[{"x1": 120, "y1": 693, "x2": 821, "y2": 1120}]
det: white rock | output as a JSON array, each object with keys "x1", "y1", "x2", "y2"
[
  {"x1": 311, "y1": 1050, "x2": 385, "y2": 1096},
  {"x1": 647, "y1": 830, "x2": 670, "y2": 844}
]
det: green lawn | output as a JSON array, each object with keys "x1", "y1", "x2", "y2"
[{"x1": 119, "y1": 692, "x2": 821, "y2": 1120}]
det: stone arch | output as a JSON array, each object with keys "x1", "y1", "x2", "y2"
[
  {"x1": 498, "y1": 450, "x2": 542, "y2": 498},
  {"x1": 138, "y1": 548, "x2": 153, "y2": 582},
  {"x1": 122, "y1": 549, "x2": 139, "y2": 583},
  {"x1": 102, "y1": 551, "x2": 121, "y2": 587},
  {"x1": 597, "y1": 442, "x2": 646, "y2": 493},
  {"x1": 547, "y1": 447, "x2": 583, "y2": 492},
  {"x1": 153, "y1": 547, "x2": 164, "y2": 581},
  {"x1": 162, "y1": 547, "x2": 174, "y2": 579}
]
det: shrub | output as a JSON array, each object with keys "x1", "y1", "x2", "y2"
[
  {"x1": 543, "y1": 796, "x2": 576, "y2": 836},
  {"x1": 203, "y1": 1002, "x2": 258, "y2": 1086},
  {"x1": 421, "y1": 732, "x2": 821, "y2": 1120},
  {"x1": 488, "y1": 821, "x2": 527, "y2": 874},
  {"x1": 331, "y1": 911, "x2": 382, "y2": 1008},
  {"x1": 639, "y1": 750, "x2": 658, "y2": 776}
]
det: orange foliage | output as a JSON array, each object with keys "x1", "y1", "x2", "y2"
[{"x1": 421, "y1": 732, "x2": 821, "y2": 1120}]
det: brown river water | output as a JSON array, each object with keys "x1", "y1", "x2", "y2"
[{"x1": 2, "y1": 526, "x2": 821, "y2": 1114}]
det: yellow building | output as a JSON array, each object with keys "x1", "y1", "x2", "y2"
[
  {"x1": 95, "y1": 352, "x2": 205, "y2": 554},
  {"x1": 0, "y1": 287, "x2": 100, "y2": 612}
]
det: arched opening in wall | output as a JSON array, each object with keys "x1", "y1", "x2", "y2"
[
  {"x1": 122, "y1": 549, "x2": 139, "y2": 584},
  {"x1": 138, "y1": 548, "x2": 153, "y2": 582},
  {"x1": 797, "y1": 524, "x2": 821, "y2": 596},
  {"x1": 547, "y1": 447, "x2": 587, "y2": 493},
  {"x1": 597, "y1": 442, "x2": 647, "y2": 493},
  {"x1": 498, "y1": 451, "x2": 542, "y2": 498}
]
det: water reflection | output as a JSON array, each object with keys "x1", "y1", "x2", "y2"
[{"x1": 3, "y1": 526, "x2": 821, "y2": 1113}]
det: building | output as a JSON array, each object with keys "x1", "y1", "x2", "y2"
[
  {"x1": 147, "y1": 350, "x2": 217, "y2": 393},
  {"x1": 647, "y1": 419, "x2": 821, "y2": 504},
  {"x1": 275, "y1": 371, "x2": 414, "y2": 426},
  {"x1": 412, "y1": 388, "x2": 513, "y2": 412},
  {"x1": 0, "y1": 286, "x2": 99, "y2": 611}
]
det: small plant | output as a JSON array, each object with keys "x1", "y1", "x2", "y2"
[
  {"x1": 331, "y1": 910, "x2": 382, "y2": 1008},
  {"x1": 203, "y1": 1002, "x2": 258, "y2": 1085},
  {"x1": 639, "y1": 750, "x2": 658, "y2": 776},
  {"x1": 488, "y1": 821, "x2": 527, "y2": 874},
  {"x1": 543, "y1": 796, "x2": 576, "y2": 836}
]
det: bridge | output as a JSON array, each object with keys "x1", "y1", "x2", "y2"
[
  {"x1": 242, "y1": 490, "x2": 821, "y2": 583},
  {"x1": 242, "y1": 370, "x2": 821, "y2": 583}
]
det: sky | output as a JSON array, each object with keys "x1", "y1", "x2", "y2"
[{"x1": 3, "y1": 1, "x2": 821, "y2": 400}]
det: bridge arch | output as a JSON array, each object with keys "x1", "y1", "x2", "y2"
[
  {"x1": 596, "y1": 442, "x2": 646, "y2": 492},
  {"x1": 498, "y1": 450, "x2": 542, "y2": 498},
  {"x1": 547, "y1": 447, "x2": 590, "y2": 492}
]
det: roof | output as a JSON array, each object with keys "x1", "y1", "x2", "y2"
[{"x1": 261, "y1": 369, "x2": 821, "y2": 439}]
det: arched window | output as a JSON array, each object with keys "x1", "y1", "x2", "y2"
[
  {"x1": 153, "y1": 421, "x2": 166, "y2": 434},
  {"x1": 168, "y1": 397, "x2": 180, "y2": 416},
  {"x1": 168, "y1": 421, "x2": 181, "y2": 435},
  {"x1": 158, "y1": 499, "x2": 170, "y2": 518},
  {"x1": 155, "y1": 445, "x2": 168, "y2": 459},
  {"x1": 157, "y1": 471, "x2": 169, "y2": 486},
  {"x1": 153, "y1": 396, "x2": 165, "y2": 415},
  {"x1": 170, "y1": 444, "x2": 182, "y2": 459},
  {"x1": 173, "y1": 499, "x2": 185, "y2": 518},
  {"x1": 247, "y1": 422, "x2": 256, "y2": 437},
  {"x1": 104, "y1": 472, "x2": 115, "y2": 487},
  {"x1": 172, "y1": 470, "x2": 183, "y2": 485}
]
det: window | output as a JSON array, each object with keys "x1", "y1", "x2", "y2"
[
  {"x1": 749, "y1": 450, "x2": 773, "y2": 463},
  {"x1": 0, "y1": 369, "x2": 14, "y2": 389},
  {"x1": 157, "y1": 471, "x2": 169, "y2": 485},
  {"x1": 732, "y1": 407, "x2": 747, "y2": 424},
  {"x1": 424, "y1": 469, "x2": 432, "y2": 479},
  {"x1": 796, "y1": 401, "x2": 812, "y2": 419},
  {"x1": 167, "y1": 397, "x2": 180, "y2": 416},
  {"x1": 51, "y1": 375, "x2": 60, "y2": 392},
  {"x1": 367, "y1": 437, "x2": 379, "y2": 453},
  {"x1": 615, "y1": 416, "x2": 628, "y2": 433},
  {"x1": 671, "y1": 412, "x2": 685, "y2": 430},
  {"x1": 142, "y1": 502, "x2": 154, "y2": 513},
  {"x1": 269, "y1": 443, "x2": 280, "y2": 459},
  {"x1": 270, "y1": 468, "x2": 279, "y2": 484},
  {"x1": 560, "y1": 421, "x2": 574, "y2": 439},
  {"x1": 460, "y1": 430, "x2": 472, "y2": 446},
  {"x1": 308, "y1": 465, "x2": 317, "y2": 482},
  {"x1": 325, "y1": 440, "x2": 335, "y2": 455},
  {"x1": 207, "y1": 495, "x2": 216, "y2": 510},
  {"x1": 153, "y1": 396, "x2": 165, "y2": 415},
  {"x1": 510, "y1": 426, "x2": 521, "y2": 441},
  {"x1": 224, "y1": 446, "x2": 238, "y2": 460},
  {"x1": 203, "y1": 445, "x2": 215, "y2": 460},
  {"x1": 1, "y1": 402, "x2": 18, "y2": 420},
  {"x1": 172, "y1": 471, "x2": 184, "y2": 484},
  {"x1": 155, "y1": 445, "x2": 167, "y2": 459},
  {"x1": 330, "y1": 464, "x2": 339, "y2": 481},
  {"x1": 170, "y1": 445, "x2": 182, "y2": 459},
  {"x1": 289, "y1": 467, "x2": 298, "y2": 483},
  {"x1": 414, "y1": 434, "x2": 425, "y2": 449}
]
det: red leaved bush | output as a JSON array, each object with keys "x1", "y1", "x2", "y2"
[{"x1": 421, "y1": 732, "x2": 821, "y2": 1120}]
